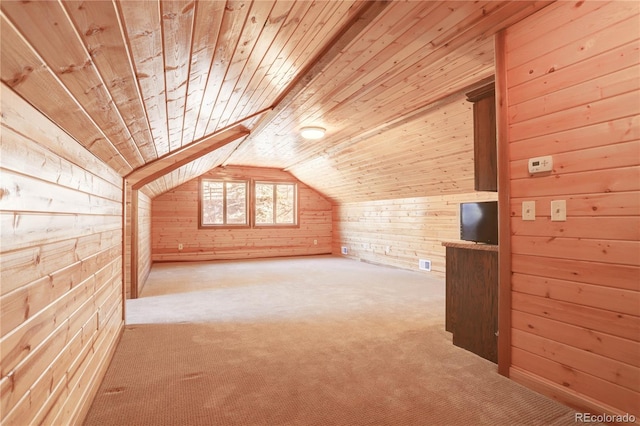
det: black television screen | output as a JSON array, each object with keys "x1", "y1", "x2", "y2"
[{"x1": 460, "y1": 201, "x2": 498, "y2": 245}]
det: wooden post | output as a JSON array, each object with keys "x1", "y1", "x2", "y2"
[
  {"x1": 494, "y1": 30, "x2": 511, "y2": 377},
  {"x1": 131, "y1": 187, "x2": 139, "y2": 299}
]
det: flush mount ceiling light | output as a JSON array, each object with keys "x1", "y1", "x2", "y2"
[{"x1": 300, "y1": 126, "x2": 326, "y2": 140}]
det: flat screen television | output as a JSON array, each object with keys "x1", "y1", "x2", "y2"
[{"x1": 460, "y1": 201, "x2": 498, "y2": 245}]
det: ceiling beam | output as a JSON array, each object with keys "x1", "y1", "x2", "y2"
[
  {"x1": 124, "y1": 106, "x2": 272, "y2": 189},
  {"x1": 126, "y1": 125, "x2": 249, "y2": 190}
]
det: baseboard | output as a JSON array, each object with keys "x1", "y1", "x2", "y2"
[
  {"x1": 72, "y1": 320, "x2": 125, "y2": 425},
  {"x1": 510, "y1": 367, "x2": 639, "y2": 425}
]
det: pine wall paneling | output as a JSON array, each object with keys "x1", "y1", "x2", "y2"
[
  {"x1": 500, "y1": 1, "x2": 640, "y2": 418},
  {"x1": 137, "y1": 192, "x2": 152, "y2": 295},
  {"x1": 151, "y1": 166, "x2": 332, "y2": 261},
  {"x1": 333, "y1": 192, "x2": 498, "y2": 279},
  {"x1": 328, "y1": 88, "x2": 499, "y2": 278},
  {"x1": 123, "y1": 183, "x2": 133, "y2": 299},
  {"x1": 0, "y1": 83, "x2": 124, "y2": 425}
]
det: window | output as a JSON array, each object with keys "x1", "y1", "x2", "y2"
[
  {"x1": 200, "y1": 179, "x2": 248, "y2": 226},
  {"x1": 255, "y1": 182, "x2": 297, "y2": 225}
]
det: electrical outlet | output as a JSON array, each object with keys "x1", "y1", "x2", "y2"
[
  {"x1": 178, "y1": 243, "x2": 183, "y2": 250},
  {"x1": 341, "y1": 246, "x2": 348, "y2": 255},
  {"x1": 313, "y1": 239, "x2": 318, "y2": 245}
]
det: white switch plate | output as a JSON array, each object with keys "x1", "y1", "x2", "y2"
[
  {"x1": 528, "y1": 155, "x2": 553, "y2": 174},
  {"x1": 522, "y1": 201, "x2": 536, "y2": 221},
  {"x1": 551, "y1": 200, "x2": 566, "y2": 221}
]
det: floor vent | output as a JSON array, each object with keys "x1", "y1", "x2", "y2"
[
  {"x1": 419, "y1": 259, "x2": 431, "y2": 271},
  {"x1": 341, "y1": 246, "x2": 348, "y2": 255}
]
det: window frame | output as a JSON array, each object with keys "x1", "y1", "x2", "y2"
[
  {"x1": 253, "y1": 181, "x2": 299, "y2": 228},
  {"x1": 198, "y1": 178, "x2": 250, "y2": 228}
]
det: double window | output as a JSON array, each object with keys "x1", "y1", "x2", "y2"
[{"x1": 200, "y1": 179, "x2": 297, "y2": 227}]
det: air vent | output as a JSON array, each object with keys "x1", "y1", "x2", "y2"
[
  {"x1": 341, "y1": 246, "x2": 348, "y2": 255},
  {"x1": 419, "y1": 259, "x2": 431, "y2": 271}
]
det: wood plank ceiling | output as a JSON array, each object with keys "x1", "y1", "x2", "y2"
[{"x1": 0, "y1": 0, "x2": 549, "y2": 202}]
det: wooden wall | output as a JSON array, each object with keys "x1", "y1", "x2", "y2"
[
  {"x1": 333, "y1": 192, "x2": 497, "y2": 279},
  {"x1": 0, "y1": 84, "x2": 123, "y2": 424},
  {"x1": 137, "y1": 192, "x2": 152, "y2": 294},
  {"x1": 152, "y1": 166, "x2": 332, "y2": 261},
  {"x1": 500, "y1": 1, "x2": 640, "y2": 418}
]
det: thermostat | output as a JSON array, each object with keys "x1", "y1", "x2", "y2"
[{"x1": 528, "y1": 155, "x2": 553, "y2": 174}]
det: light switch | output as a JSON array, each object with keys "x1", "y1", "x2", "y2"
[
  {"x1": 551, "y1": 200, "x2": 566, "y2": 221},
  {"x1": 522, "y1": 201, "x2": 536, "y2": 221}
]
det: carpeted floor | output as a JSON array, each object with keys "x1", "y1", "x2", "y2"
[{"x1": 84, "y1": 256, "x2": 590, "y2": 425}]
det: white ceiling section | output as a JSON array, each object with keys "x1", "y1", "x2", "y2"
[{"x1": 0, "y1": 1, "x2": 550, "y2": 201}]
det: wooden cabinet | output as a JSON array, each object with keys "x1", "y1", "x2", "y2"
[
  {"x1": 444, "y1": 242, "x2": 498, "y2": 363},
  {"x1": 466, "y1": 81, "x2": 497, "y2": 192}
]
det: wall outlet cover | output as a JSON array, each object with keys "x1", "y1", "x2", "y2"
[
  {"x1": 522, "y1": 201, "x2": 536, "y2": 221},
  {"x1": 551, "y1": 200, "x2": 567, "y2": 221},
  {"x1": 419, "y1": 259, "x2": 431, "y2": 271}
]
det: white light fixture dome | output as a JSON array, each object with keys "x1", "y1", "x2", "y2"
[{"x1": 300, "y1": 126, "x2": 326, "y2": 140}]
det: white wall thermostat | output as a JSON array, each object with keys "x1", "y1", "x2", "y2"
[{"x1": 528, "y1": 155, "x2": 553, "y2": 174}]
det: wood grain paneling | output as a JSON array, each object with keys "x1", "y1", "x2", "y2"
[
  {"x1": 151, "y1": 166, "x2": 332, "y2": 262},
  {"x1": 0, "y1": 83, "x2": 123, "y2": 425},
  {"x1": 289, "y1": 92, "x2": 477, "y2": 204},
  {"x1": 502, "y1": 1, "x2": 640, "y2": 419},
  {"x1": 0, "y1": 1, "x2": 549, "y2": 203},
  {"x1": 332, "y1": 192, "x2": 498, "y2": 279},
  {"x1": 138, "y1": 192, "x2": 152, "y2": 294}
]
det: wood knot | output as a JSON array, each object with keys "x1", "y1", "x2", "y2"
[
  {"x1": 85, "y1": 25, "x2": 105, "y2": 36},
  {"x1": 60, "y1": 63, "x2": 85, "y2": 74},
  {"x1": 269, "y1": 13, "x2": 288, "y2": 25},
  {"x1": 88, "y1": 47, "x2": 102, "y2": 58},
  {"x1": 9, "y1": 66, "x2": 34, "y2": 86},
  {"x1": 134, "y1": 30, "x2": 152, "y2": 39}
]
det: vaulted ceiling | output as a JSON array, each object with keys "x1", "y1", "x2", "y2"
[{"x1": 0, "y1": 0, "x2": 549, "y2": 203}]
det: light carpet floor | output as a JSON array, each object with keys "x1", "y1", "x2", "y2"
[{"x1": 85, "y1": 256, "x2": 593, "y2": 425}]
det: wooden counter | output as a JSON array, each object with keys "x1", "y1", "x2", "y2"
[{"x1": 442, "y1": 241, "x2": 498, "y2": 252}]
